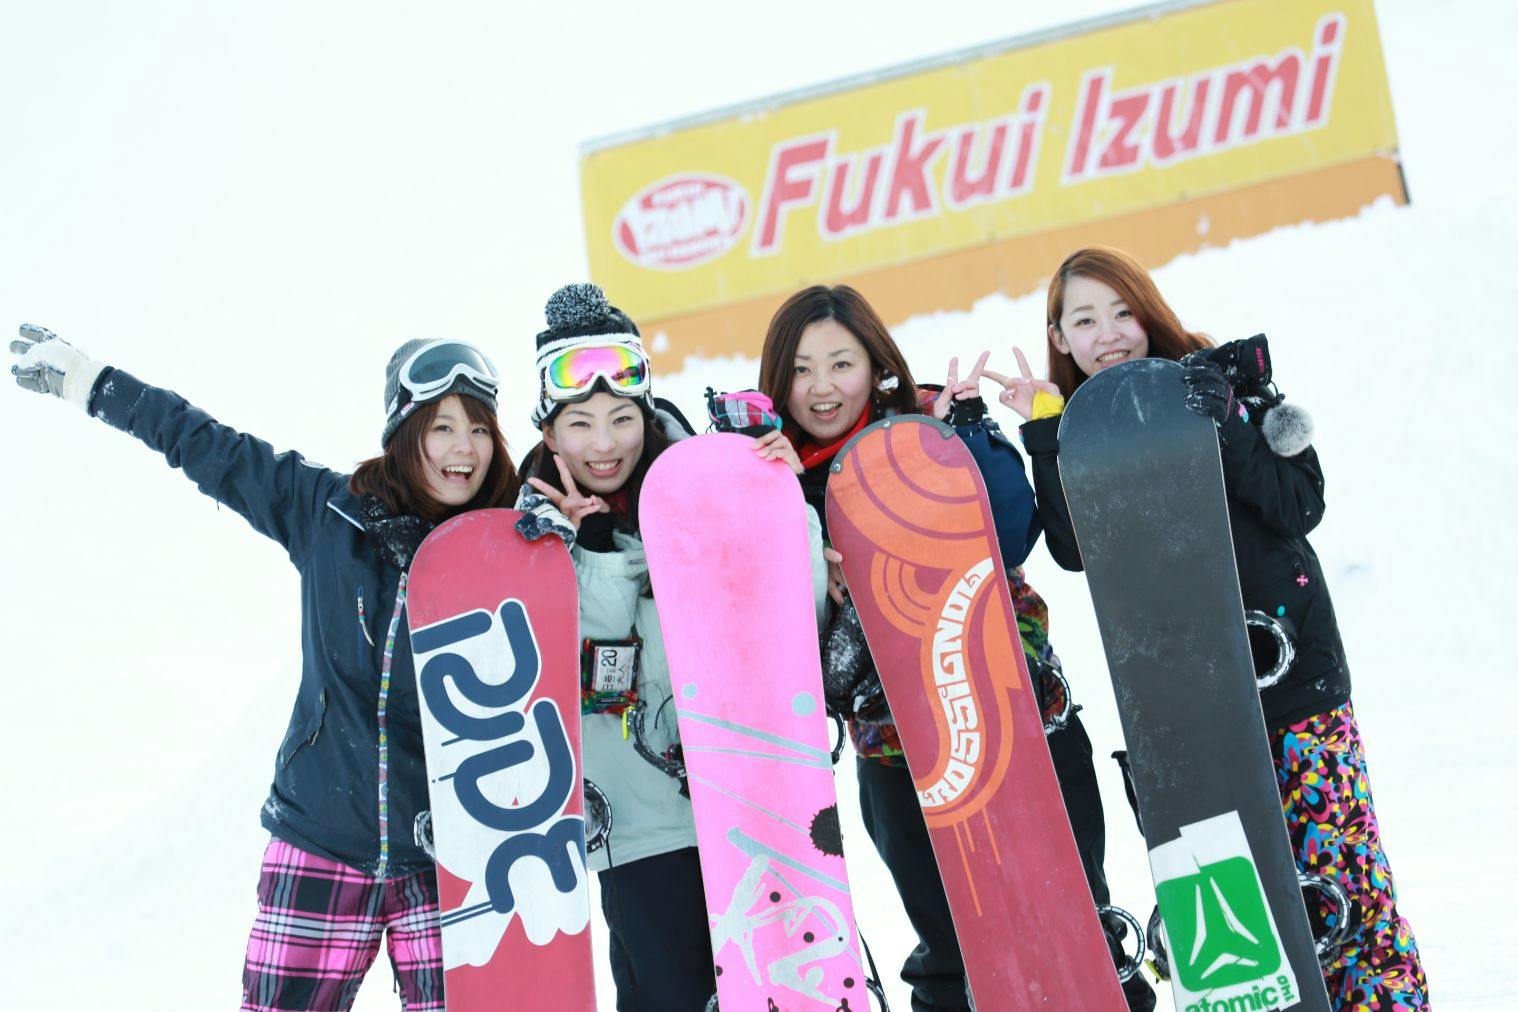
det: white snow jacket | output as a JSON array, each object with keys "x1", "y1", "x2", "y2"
[{"x1": 573, "y1": 530, "x2": 692, "y2": 870}]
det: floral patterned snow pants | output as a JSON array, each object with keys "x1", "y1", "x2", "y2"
[{"x1": 1274, "y1": 703, "x2": 1429, "y2": 1011}]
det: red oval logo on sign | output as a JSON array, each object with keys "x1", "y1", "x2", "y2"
[{"x1": 613, "y1": 174, "x2": 749, "y2": 270}]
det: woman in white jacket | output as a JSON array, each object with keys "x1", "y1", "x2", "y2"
[{"x1": 512, "y1": 284, "x2": 827, "y2": 1010}]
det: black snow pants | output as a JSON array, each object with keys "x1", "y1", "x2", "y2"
[{"x1": 598, "y1": 846, "x2": 716, "y2": 1011}]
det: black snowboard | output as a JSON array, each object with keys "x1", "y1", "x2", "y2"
[{"x1": 1058, "y1": 359, "x2": 1329, "y2": 1012}]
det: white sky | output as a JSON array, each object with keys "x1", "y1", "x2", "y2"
[
  {"x1": 2, "y1": 0, "x2": 1507, "y2": 466},
  {"x1": 0, "y1": 0, "x2": 1307, "y2": 456}
]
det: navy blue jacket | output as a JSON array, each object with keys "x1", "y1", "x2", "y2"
[
  {"x1": 803, "y1": 411, "x2": 1040, "y2": 569},
  {"x1": 90, "y1": 369, "x2": 431, "y2": 877}
]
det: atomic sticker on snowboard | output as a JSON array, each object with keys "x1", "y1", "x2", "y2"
[
  {"x1": 408, "y1": 509, "x2": 593, "y2": 1011},
  {"x1": 1151, "y1": 813, "x2": 1301, "y2": 1011},
  {"x1": 643, "y1": 434, "x2": 869, "y2": 1011}
]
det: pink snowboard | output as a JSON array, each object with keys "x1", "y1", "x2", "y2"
[{"x1": 643, "y1": 434, "x2": 869, "y2": 1011}]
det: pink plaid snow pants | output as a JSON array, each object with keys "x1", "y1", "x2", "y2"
[{"x1": 242, "y1": 838, "x2": 444, "y2": 1011}]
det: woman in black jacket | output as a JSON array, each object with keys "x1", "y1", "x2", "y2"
[
  {"x1": 992, "y1": 246, "x2": 1427, "y2": 1010},
  {"x1": 9, "y1": 326, "x2": 521, "y2": 1011},
  {"x1": 756, "y1": 285, "x2": 1153, "y2": 1012}
]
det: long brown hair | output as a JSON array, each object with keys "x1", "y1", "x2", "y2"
[
  {"x1": 350, "y1": 395, "x2": 521, "y2": 523},
  {"x1": 1045, "y1": 246, "x2": 1212, "y2": 398},
  {"x1": 758, "y1": 285, "x2": 920, "y2": 432}
]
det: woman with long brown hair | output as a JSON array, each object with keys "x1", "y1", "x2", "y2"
[
  {"x1": 997, "y1": 246, "x2": 1429, "y2": 1010},
  {"x1": 9, "y1": 327, "x2": 520, "y2": 1011},
  {"x1": 757, "y1": 284, "x2": 1152, "y2": 1012}
]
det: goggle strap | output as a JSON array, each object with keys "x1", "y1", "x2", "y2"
[{"x1": 535, "y1": 331, "x2": 643, "y2": 362}]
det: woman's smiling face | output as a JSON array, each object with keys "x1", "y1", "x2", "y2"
[
  {"x1": 544, "y1": 392, "x2": 646, "y2": 494},
  {"x1": 420, "y1": 394, "x2": 493, "y2": 507},
  {"x1": 1050, "y1": 274, "x2": 1150, "y2": 377},
  {"x1": 787, "y1": 319, "x2": 875, "y2": 443}
]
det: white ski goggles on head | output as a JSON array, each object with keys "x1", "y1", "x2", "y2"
[
  {"x1": 389, "y1": 340, "x2": 500, "y2": 416},
  {"x1": 541, "y1": 342, "x2": 651, "y2": 403}
]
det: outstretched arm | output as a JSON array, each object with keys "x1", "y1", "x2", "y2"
[{"x1": 11, "y1": 325, "x2": 344, "y2": 562}]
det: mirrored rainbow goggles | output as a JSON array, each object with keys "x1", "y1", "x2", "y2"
[{"x1": 543, "y1": 342, "x2": 651, "y2": 402}]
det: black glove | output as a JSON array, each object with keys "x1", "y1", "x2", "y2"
[
  {"x1": 851, "y1": 669, "x2": 889, "y2": 721},
  {"x1": 1179, "y1": 351, "x2": 1235, "y2": 425},
  {"x1": 1204, "y1": 334, "x2": 1272, "y2": 394},
  {"x1": 943, "y1": 395, "x2": 987, "y2": 427},
  {"x1": 821, "y1": 597, "x2": 872, "y2": 717}
]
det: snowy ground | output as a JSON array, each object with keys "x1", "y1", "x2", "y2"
[{"x1": 2, "y1": 1, "x2": 1515, "y2": 1009}]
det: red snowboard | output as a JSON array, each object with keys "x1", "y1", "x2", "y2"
[
  {"x1": 826, "y1": 418, "x2": 1126, "y2": 1008},
  {"x1": 407, "y1": 509, "x2": 593, "y2": 1011}
]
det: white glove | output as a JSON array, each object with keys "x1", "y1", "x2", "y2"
[
  {"x1": 10, "y1": 324, "x2": 107, "y2": 412},
  {"x1": 513, "y1": 489, "x2": 579, "y2": 549}
]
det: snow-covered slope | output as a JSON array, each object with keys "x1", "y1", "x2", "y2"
[{"x1": 1, "y1": 1, "x2": 1513, "y2": 1009}]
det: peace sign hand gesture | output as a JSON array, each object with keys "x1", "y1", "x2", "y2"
[
  {"x1": 526, "y1": 454, "x2": 610, "y2": 531},
  {"x1": 983, "y1": 347, "x2": 1062, "y2": 421},
  {"x1": 931, "y1": 350, "x2": 991, "y2": 421}
]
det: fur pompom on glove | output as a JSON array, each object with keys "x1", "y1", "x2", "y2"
[
  {"x1": 514, "y1": 489, "x2": 578, "y2": 549},
  {"x1": 1259, "y1": 400, "x2": 1315, "y2": 457}
]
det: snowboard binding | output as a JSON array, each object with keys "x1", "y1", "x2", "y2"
[
  {"x1": 1245, "y1": 609, "x2": 1297, "y2": 689},
  {"x1": 627, "y1": 699, "x2": 689, "y2": 796},
  {"x1": 1299, "y1": 871, "x2": 1355, "y2": 967},
  {"x1": 421, "y1": 785, "x2": 611, "y2": 857},
  {"x1": 414, "y1": 810, "x2": 436, "y2": 862},
  {"x1": 1031, "y1": 654, "x2": 1077, "y2": 735},
  {"x1": 1098, "y1": 904, "x2": 1147, "y2": 983},
  {"x1": 1145, "y1": 905, "x2": 1170, "y2": 981},
  {"x1": 582, "y1": 778, "x2": 612, "y2": 854}
]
